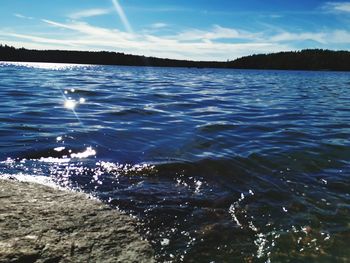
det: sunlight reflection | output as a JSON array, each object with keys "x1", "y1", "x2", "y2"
[
  {"x1": 0, "y1": 61, "x2": 94, "y2": 70},
  {"x1": 54, "y1": 146, "x2": 65, "y2": 152},
  {"x1": 64, "y1": 98, "x2": 86, "y2": 110},
  {"x1": 64, "y1": 99, "x2": 77, "y2": 110},
  {"x1": 70, "y1": 147, "x2": 96, "y2": 158},
  {"x1": 39, "y1": 157, "x2": 71, "y2": 163}
]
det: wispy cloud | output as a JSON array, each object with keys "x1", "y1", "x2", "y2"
[
  {"x1": 125, "y1": 6, "x2": 192, "y2": 13},
  {"x1": 150, "y1": 23, "x2": 168, "y2": 29},
  {"x1": 173, "y1": 25, "x2": 257, "y2": 42},
  {"x1": 69, "y1": 8, "x2": 111, "y2": 19},
  {"x1": 14, "y1": 13, "x2": 33, "y2": 20},
  {"x1": 269, "y1": 31, "x2": 327, "y2": 44},
  {"x1": 3, "y1": 32, "x2": 77, "y2": 46},
  {"x1": 331, "y1": 30, "x2": 350, "y2": 43},
  {"x1": 323, "y1": 2, "x2": 350, "y2": 13}
]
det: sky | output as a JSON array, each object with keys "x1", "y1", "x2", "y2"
[{"x1": 0, "y1": 0, "x2": 350, "y2": 61}]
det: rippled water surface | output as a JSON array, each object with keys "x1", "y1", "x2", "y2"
[{"x1": 1, "y1": 61, "x2": 349, "y2": 262}]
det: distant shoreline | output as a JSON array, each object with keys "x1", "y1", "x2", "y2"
[{"x1": 1, "y1": 44, "x2": 349, "y2": 71}]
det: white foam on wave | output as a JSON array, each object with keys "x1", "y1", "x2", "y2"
[
  {"x1": 0, "y1": 172, "x2": 102, "y2": 204},
  {"x1": 39, "y1": 157, "x2": 71, "y2": 163},
  {"x1": 96, "y1": 161, "x2": 155, "y2": 175},
  {"x1": 54, "y1": 147, "x2": 66, "y2": 152},
  {"x1": 70, "y1": 147, "x2": 96, "y2": 159},
  {"x1": 0, "y1": 173, "x2": 60, "y2": 189}
]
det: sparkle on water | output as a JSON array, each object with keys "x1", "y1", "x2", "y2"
[
  {"x1": 64, "y1": 99, "x2": 77, "y2": 110},
  {"x1": 0, "y1": 61, "x2": 93, "y2": 70}
]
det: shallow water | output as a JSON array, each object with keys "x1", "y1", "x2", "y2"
[{"x1": 0, "y1": 61, "x2": 349, "y2": 262}]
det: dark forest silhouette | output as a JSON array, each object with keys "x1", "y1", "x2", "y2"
[
  {"x1": 228, "y1": 49, "x2": 350, "y2": 71},
  {"x1": 1, "y1": 44, "x2": 349, "y2": 71}
]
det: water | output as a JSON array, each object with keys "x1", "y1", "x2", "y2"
[{"x1": 0, "y1": 61, "x2": 349, "y2": 262}]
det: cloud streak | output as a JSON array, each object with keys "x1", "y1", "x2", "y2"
[
  {"x1": 14, "y1": 13, "x2": 33, "y2": 20},
  {"x1": 150, "y1": 23, "x2": 168, "y2": 29},
  {"x1": 69, "y1": 8, "x2": 111, "y2": 19},
  {"x1": 173, "y1": 25, "x2": 258, "y2": 42},
  {"x1": 323, "y1": 2, "x2": 350, "y2": 13},
  {"x1": 269, "y1": 31, "x2": 327, "y2": 44}
]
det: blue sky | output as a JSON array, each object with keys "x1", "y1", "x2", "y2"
[{"x1": 0, "y1": 0, "x2": 350, "y2": 61}]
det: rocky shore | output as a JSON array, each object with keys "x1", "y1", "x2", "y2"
[{"x1": 0, "y1": 179, "x2": 154, "y2": 263}]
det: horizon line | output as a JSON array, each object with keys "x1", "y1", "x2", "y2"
[{"x1": 1, "y1": 43, "x2": 348, "y2": 63}]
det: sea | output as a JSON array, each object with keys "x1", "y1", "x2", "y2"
[{"x1": 0, "y1": 61, "x2": 349, "y2": 262}]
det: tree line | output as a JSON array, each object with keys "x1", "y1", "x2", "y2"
[
  {"x1": 0, "y1": 44, "x2": 225, "y2": 68},
  {"x1": 1, "y1": 44, "x2": 349, "y2": 71},
  {"x1": 228, "y1": 49, "x2": 350, "y2": 71}
]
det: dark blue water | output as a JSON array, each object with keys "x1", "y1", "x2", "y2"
[{"x1": 1, "y1": 61, "x2": 349, "y2": 262}]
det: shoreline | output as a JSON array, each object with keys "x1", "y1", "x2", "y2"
[
  {"x1": 1, "y1": 45, "x2": 350, "y2": 71},
  {"x1": 0, "y1": 178, "x2": 154, "y2": 262}
]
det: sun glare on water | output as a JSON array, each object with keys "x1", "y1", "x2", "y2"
[
  {"x1": 64, "y1": 99, "x2": 77, "y2": 110},
  {"x1": 0, "y1": 61, "x2": 94, "y2": 70}
]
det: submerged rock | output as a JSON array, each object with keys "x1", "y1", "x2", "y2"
[{"x1": 0, "y1": 179, "x2": 154, "y2": 263}]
